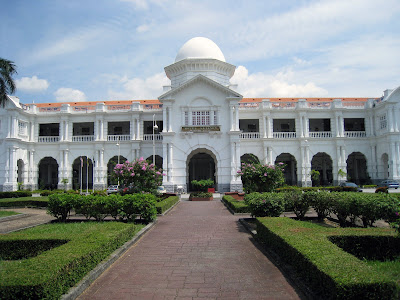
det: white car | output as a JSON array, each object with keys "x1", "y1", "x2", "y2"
[
  {"x1": 157, "y1": 186, "x2": 166, "y2": 194},
  {"x1": 107, "y1": 185, "x2": 120, "y2": 194}
]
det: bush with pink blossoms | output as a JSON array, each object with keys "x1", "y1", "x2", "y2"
[
  {"x1": 113, "y1": 157, "x2": 163, "y2": 195},
  {"x1": 237, "y1": 162, "x2": 285, "y2": 193}
]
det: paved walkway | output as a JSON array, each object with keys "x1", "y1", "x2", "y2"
[
  {"x1": 0, "y1": 208, "x2": 55, "y2": 234},
  {"x1": 78, "y1": 198, "x2": 301, "y2": 300}
]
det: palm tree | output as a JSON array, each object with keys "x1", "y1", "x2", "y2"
[{"x1": 0, "y1": 58, "x2": 17, "y2": 107}]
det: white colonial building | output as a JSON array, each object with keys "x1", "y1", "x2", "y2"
[{"x1": 1, "y1": 37, "x2": 400, "y2": 192}]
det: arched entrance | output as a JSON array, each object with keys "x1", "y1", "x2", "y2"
[
  {"x1": 347, "y1": 152, "x2": 368, "y2": 185},
  {"x1": 187, "y1": 149, "x2": 216, "y2": 191},
  {"x1": 107, "y1": 155, "x2": 128, "y2": 185},
  {"x1": 17, "y1": 159, "x2": 24, "y2": 186},
  {"x1": 311, "y1": 152, "x2": 333, "y2": 186},
  {"x1": 145, "y1": 155, "x2": 163, "y2": 170},
  {"x1": 72, "y1": 156, "x2": 94, "y2": 190},
  {"x1": 240, "y1": 153, "x2": 260, "y2": 165},
  {"x1": 38, "y1": 157, "x2": 58, "y2": 190},
  {"x1": 275, "y1": 153, "x2": 297, "y2": 185}
]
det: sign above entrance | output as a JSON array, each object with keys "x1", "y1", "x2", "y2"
[{"x1": 181, "y1": 125, "x2": 221, "y2": 132}]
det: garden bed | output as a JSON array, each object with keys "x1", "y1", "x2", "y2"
[
  {"x1": 0, "y1": 221, "x2": 145, "y2": 299},
  {"x1": 0, "y1": 197, "x2": 49, "y2": 208},
  {"x1": 155, "y1": 196, "x2": 179, "y2": 214},
  {"x1": 256, "y1": 217, "x2": 399, "y2": 299},
  {"x1": 221, "y1": 195, "x2": 250, "y2": 214}
]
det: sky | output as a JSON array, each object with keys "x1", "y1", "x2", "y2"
[{"x1": 1, "y1": 0, "x2": 400, "y2": 104}]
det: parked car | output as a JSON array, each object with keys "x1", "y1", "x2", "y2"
[
  {"x1": 339, "y1": 182, "x2": 362, "y2": 192},
  {"x1": 157, "y1": 185, "x2": 166, "y2": 194},
  {"x1": 377, "y1": 180, "x2": 399, "y2": 189},
  {"x1": 107, "y1": 185, "x2": 120, "y2": 194}
]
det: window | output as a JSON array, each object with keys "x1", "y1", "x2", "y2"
[
  {"x1": 192, "y1": 111, "x2": 210, "y2": 126},
  {"x1": 379, "y1": 114, "x2": 387, "y2": 130},
  {"x1": 18, "y1": 121, "x2": 27, "y2": 135}
]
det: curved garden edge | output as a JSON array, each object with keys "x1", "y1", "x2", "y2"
[{"x1": 61, "y1": 221, "x2": 156, "y2": 300}]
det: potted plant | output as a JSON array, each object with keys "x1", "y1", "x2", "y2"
[{"x1": 189, "y1": 179, "x2": 214, "y2": 201}]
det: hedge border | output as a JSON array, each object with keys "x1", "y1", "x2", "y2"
[
  {"x1": 0, "y1": 197, "x2": 48, "y2": 208},
  {"x1": 155, "y1": 196, "x2": 180, "y2": 215},
  {"x1": 256, "y1": 217, "x2": 398, "y2": 299},
  {"x1": 221, "y1": 195, "x2": 251, "y2": 214}
]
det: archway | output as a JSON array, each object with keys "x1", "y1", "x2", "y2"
[
  {"x1": 311, "y1": 152, "x2": 333, "y2": 186},
  {"x1": 187, "y1": 149, "x2": 216, "y2": 191},
  {"x1": 381, "y1": 153, "x2": 389, "y2": 179},
  {"x1": 107, "y1": 155, "x2": 128, "y2": 186},
  {"x1": 72, "y1": 157, "x2": 94, "y2": 190},
  {"x1": 347, "y1": 152, "x2": 368, "y2": 185},
  {"x1": 275, "y1": 153, "x2": 297, "y2": 185},
  {"x1": 240, "y1": 153, "x2": 260, "y2": 165},
  {"x1": 17, "y1": 159, "x2": 24, "y2": 185},
  {"x1": 38, "y1": 157, "x2": 58, "y2": 190},
  {"x1": 145, "y1": 155, "x2": 163, "y2": 170}
]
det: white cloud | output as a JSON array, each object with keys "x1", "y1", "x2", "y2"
[
  {"x1": 231, "y1": 66, "x2": 328, "y2": 98},
  {"x1": 136, "y1": 24, "x2": 150, "y2": 33},
  {"x1": 54, "y1": 88, "x2": 87, "y2": 102},
  {"x1": 120, "y1": 0, "x2": 166, "y2": 10},
  {"x1": 107, "y1": 72, "x2": 170, "y2": 100},
  {"x1": 15, "y1": 76, "x2": 49, "y2": 93}
]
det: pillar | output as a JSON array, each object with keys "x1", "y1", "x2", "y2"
[{"x1": 168, "y1": 107, "x2": 172, "y2": 132}]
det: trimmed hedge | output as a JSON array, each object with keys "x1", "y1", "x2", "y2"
[
  {"x1": 244, "y1": 193, "x2": 286, "y2": 217},
  {"x1": 0, "y1": 197, "x2": 48, "y2": 208},
  {"x1": 0, "y1": 191, "x2": 32, "y2": 199},
  {"x1": 0, "y1": 222, "x2": 145, "y2": 299},
  {"x1": 256, "y1": 217, "x2": 398, "y2": 299},
  {"x1": 155, "y1": 196, "x2": 179, "y2": 214},
  {"x1": 222, "y1": 195, "x2": 251, "y2": 214}
]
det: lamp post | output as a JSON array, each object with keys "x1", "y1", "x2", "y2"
[
  {"x1": 116, "y1": 141, "x2": 120, "y2": 186},
  {"x1": 152, "y1": 114, "x2": 159, "y2": 165}
]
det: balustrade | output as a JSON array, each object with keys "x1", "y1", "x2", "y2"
[
  {"x1": 38, "y1": 136, "x2": 60, "y2": 143},
  {"x1": 72, "y1": 135, "x2": 95, "y2": 142},
  {"x1": 143, "y1": 134, "x2": 163, "y2": 141},
  {"x1": 345, "y1": 131, "x2": 367, "y2": 138},
  {"x1": 273, "y1": 132, "x2": 297, "y2": 138},
  {"x1": 107, "y1": 135, "x2": 131, "y2": 141},
  {"x1": 309, "y1": 131, "x2": 332, "y2": 138},
  {"x1": 239, "y1": 132, "x2": 260, "y2": 139}
]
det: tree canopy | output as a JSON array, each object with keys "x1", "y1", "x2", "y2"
[{"x1": 0, "y1": 58, "x2": 17, "y2": 107}]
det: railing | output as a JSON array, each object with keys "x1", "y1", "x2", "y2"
[
  {"x1": 107, "y1": 135, "x2": 131, "y2": 141},
  {"x1": 345, "y1": 131, "x2": 367, "y2": 138},
  {"x1": 342, "y1": 102, "x2": 365, "y2": 109},
  {"x1": 239, "y1": 102, "x2": 259, "y2": 109},
  {"x1": 72, "y1": 135, "x2": 95, "y2": 142},
  {"x1": 273, "y1": 132, "x2": 297, "y2": 138},
  {"x1": 38, "y1": 107, "x2": 61, "y2": 113},
  {"x1": 143, "y1": 134, "x2": 163, "y2": 141},
  {"x1": 143, "y1": 104, "x2": 163, "y2": 110},
  {"x1": 271, "y1": 102, "x2": 296, "y2": 109},
  {"x1": 309, "y1": 131, "x2": 332, "y2": 138},
  {"x1": 240, "y1": 132, "x2": 260, "y2": 139},
  {"x1": 38, "y1": 136, "x2": 60, "y2": 143},
  {"x1": 308, "y1": 102, "x2": 331, "y2": 109},
  {"x1": 72, "y1": 105, "x2": 96, "y2": 112},
  {"x1": 106, "y1": 105, "x2": 131, "y2": 111}
]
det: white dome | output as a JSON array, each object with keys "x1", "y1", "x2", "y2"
[{"x1": 175, "y1": 37, "x2": 226, "y2": 62}]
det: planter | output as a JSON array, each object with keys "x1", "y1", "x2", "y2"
[
  {"x1": 207, "y1": 188, "x2": 215, "y2": 193},
  {"x1": 224, "y1": 191, "x2": 245, "y2": 201}
]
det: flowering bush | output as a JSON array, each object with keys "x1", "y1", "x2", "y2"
[
  {"x1": 113, "y1": 157, "x2": 163, "y2": 194},
  {"x1": 237, "y1": 162, "x2": 285, "y2": 193}
]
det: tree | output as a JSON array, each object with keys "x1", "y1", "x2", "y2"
[{"x1": 0, "y1": 58, "x2": 17, "y2": 107}]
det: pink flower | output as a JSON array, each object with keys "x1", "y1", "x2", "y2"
[
  {"x1": 142, "y1": 166, "x2": 146, "y2": 171},
  {"x1": 264, "y1": 173, "x2": 268, "y2": 176},
  {"x1": 131, "y1": 172, "x2": 135, "y2": 176}
]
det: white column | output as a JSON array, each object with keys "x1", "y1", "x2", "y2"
[
  {"x1": 299, "y1": 115, "x2": 304, "y2": 138},
  {"x1": 60, "y1": 121, "x2": 64, "y2": 141},
  {"x1": 236, "y1": 142, "x2": 241, "y2": 177},
  {"x1": 341, "y1": 147, "x2": 346, "y2": 165},
  {"x1": 168, "y1": 144, "x2": 173, "y2": 182},
  {"x1": 268, "y1": 147, "x2": 272, "y2": 165},
  {"x1": 162, "y1": 143, "x2": 168, "y2": 183},
  {"x1": 130, "y1": 119, "x2": 135, "y2": 140},
  {"x1": 30, "y1": 121, "x2": 35, "y2": 142},
  {"x1": 369, "y1": 115, "x2": 374, "y2": 136},
  {"x1": 388, "y1": 108, "x2": 394, "y2": 132},
  {"x1": 340, "y1": 116, "x2": 345, "y2": 136},
  {"x1": 65, "y1": 121, "x2": 70, "y2": 141},
  {"x1": 168, "y1": 107, "x2": 172, "y2": 132},
  {"x1": 235, "y1": 105, "x2": 239, "y2": 131},
  {"x1": 136, "y1": 118, "x2": 140, "y2": 139},
  {"x1": 392, "y1": 108, "x2": 398, "y2": 132},
  {"x1": 304, "y1": 116, "x2": 309, "y2": 137},
  {"x1": 230, "y1": 106, "x2": 234, "y2": 131},
  {"x1": 263, "y1": 115, "x2": 267, "y2": 138},
  {"x1": 9, "y1": 148, "x2": 16, "y2": 183},
  {"x1": 163, "y1": 108, "x2": 167, "y2": 132}
]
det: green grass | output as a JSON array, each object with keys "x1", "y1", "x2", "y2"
[
  {"x1": 0, "y1": 221, "x2": 145, "y2": 299},
  {"x1": 0, "y1": 197, "x2": 48, "y2": 208},
  {"x1": 366, "y1": 259, "x2": 400, "y2": 283},
  {"x1": 256, "y1": 217, "x2": 399, "y2": 299},
  {"x1": 0, "y1": 211, "x2": 21, "y2": 218}
]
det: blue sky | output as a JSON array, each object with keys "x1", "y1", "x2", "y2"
[{"x1": 2, "y1": 0, "x2": 400, "y2": 104}]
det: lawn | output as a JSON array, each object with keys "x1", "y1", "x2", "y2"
[
  {"x1": 0, "y1": 221, "x2": 145, "y2": 299},
  {"x1": 0, "y1": 211, "x2": 21, "y2": 218}
]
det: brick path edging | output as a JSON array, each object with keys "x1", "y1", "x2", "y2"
[{"x1": 61, "y1": 221, "x2": 156, "y2": 300}]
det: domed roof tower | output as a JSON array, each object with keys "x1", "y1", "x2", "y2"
[{"x1": 164, "y1": 37, "x2": 236, "y2": 89}]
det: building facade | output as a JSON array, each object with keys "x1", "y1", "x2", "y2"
[{"x1": 1, "y1": 37, "x2": 400, "y2": 192}]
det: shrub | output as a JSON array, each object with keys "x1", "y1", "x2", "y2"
[
  {"x1": 376, "y1": 187, "x2": 388, "y2": 193},
  {"x1": 244, "y1": 192, "x2": 285, "y2": 217},
  {"x1": 189, "y1": 192, "x2": 213, "y2": 198},
  {"x1": 0, "y1": 191, "x2": 32, "y2": 199},
  {"x1": 47, "y1": 194, "x2": 77, "y2": 221},
  {"x1": 0, "y1": 197, "x2": 48, "y2": 208},
  {"x1": 191, "y1": 179, "x2": 214, "y2": 191},
  {"x1": 285, "y1": 190, "x2": 310, "y2": 220},
  {"x1": 304, "y1": 191, "x2": 332, "y2": 221},
  {"x1": 155, "y1": 196, "x2": 179, "y2": 214},
  {"x1": 120, "y1": 194, "x2": 157, "y2": 223},
  {"x1": 237, "y1": 162, "x2": 285, "y2": 193}
]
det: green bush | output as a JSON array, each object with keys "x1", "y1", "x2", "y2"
[
  {"x1": 222, "y1": 195, "x2": 251, "y2": 214},
  {"x1": 0, "y1": 197, "x2": 48, "y2": 208},
  {"x1": 256, "y1": 217, "x2": 398, "y2": 299},
  {"x1": 0, "y1": 191, "x2": 32, "y2": 199},
  {"x1": 191, "y1": 179, "x2": 214, "y2": 191},
  {"x1": 155, "y1": 196, "x2": 179, "y2": 214},
  {"x1": 47, "y1": 194, "x2": 76, "y2": 221},
  {"x1": 0, "y1": 222, "x2": 145, "y2": 299},
  {"x1": 244, "y1": 192, "x2": 285, "y2": 217},
  {"x1": 189, "y1": 191, "x2": 213, "y2": 198},
  {"x1": 284, "y1": 190, "x2": 310, "y2": 220},
  {"x1": 304, "y1": 191, "x2": 332, "y2": 221}
]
